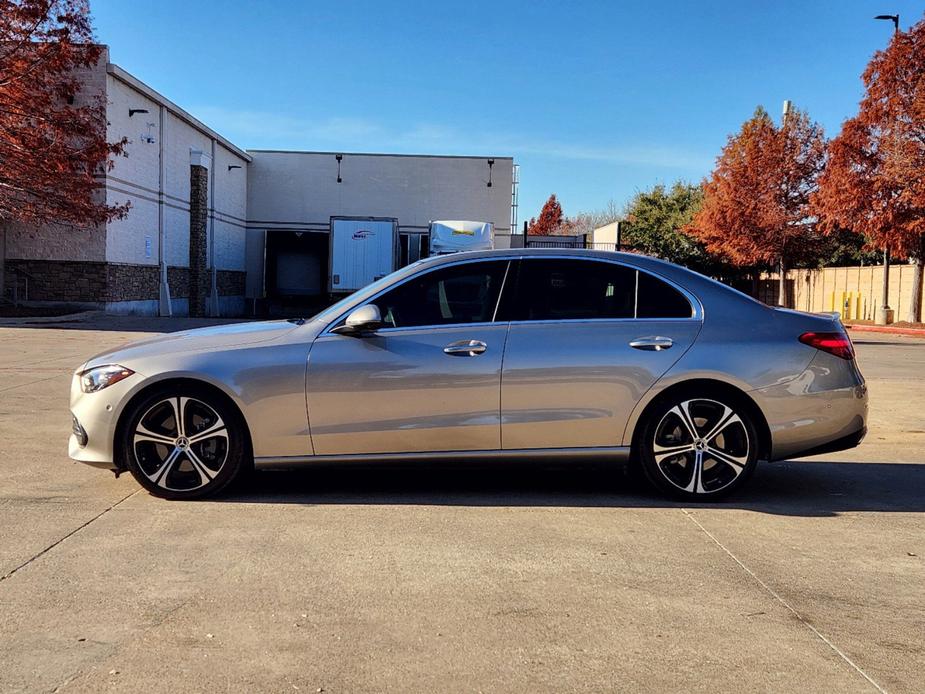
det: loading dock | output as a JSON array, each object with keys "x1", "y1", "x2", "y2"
[
  {"x1": 245, "y1": 151, "x2": 517, "y2": 316},
  {"x1": 263, "y1": 229, "x2": 329, "y2": 315}
]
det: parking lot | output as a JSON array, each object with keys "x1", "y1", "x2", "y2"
[{"x1": 1, "y1": 315, "x2": 923, "y2": 693}]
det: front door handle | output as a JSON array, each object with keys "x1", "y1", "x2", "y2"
[
  {"x1": 629, "y1": 336, "x2": 673, "y2": 351},
  {"x1": 443, "y1": 339, "x2": 487, "y2": 356}
]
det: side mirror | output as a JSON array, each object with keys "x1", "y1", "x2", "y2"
[{"x1": 332, "y1": 304, "x2": 383, "y2": 335}]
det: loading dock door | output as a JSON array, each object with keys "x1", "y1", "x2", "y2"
[
  {"x1": 276, "y1": 250, "x2": 322, "y2": 295},
  {"x1": 265, "y1": 230, "x2": 328, "y2": 297}
]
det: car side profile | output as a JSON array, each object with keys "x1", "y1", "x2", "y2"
[{"x1": 69, "y1": 249, "x2": 868, "y2": 501}]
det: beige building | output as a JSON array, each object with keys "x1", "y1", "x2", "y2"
[
  {"x1": 589, "y1": 221, "x2": 622, "y2": 249},
  {"x1": 246, "y1": 152, "x2": 514, "y2": 303},
  {"x1": 3, "y1": 47, "x2": 517, "y2": 316},
  {"x1": 3, "y1": 47, "x2": 250, "y2": 316}
]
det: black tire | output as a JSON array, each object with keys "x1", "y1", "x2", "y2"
[
  {"x1": 121, "y1": 385, "x2": 249, "y2": 500},
  {"x1": 638, "y1": 393, "x2": 759, "y2": 501}
]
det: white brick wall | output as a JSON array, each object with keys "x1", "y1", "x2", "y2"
[
  {"x1": 105, "y1": 74, "x2": 161, "y2": 266},
  {"x1": 103, "y1": 69, "x2": 249, "y2": 275},
  {"x1": 9, "y1": 51, "x2": 516, "y2": 314},
  {"x1": 5, "y1": 50, "x2": 109, "y2": 263},
  {"x1": 211, "y1": 143, "x2": 248, "y2": 272}
]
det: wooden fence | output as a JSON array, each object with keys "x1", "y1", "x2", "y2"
[{"x1": 760, "y1": 263, "x2": 924, "y2": 321}]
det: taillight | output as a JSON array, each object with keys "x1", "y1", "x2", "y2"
[{"x1": 799, "y1": 331, "x2": 855, "y2": 360}]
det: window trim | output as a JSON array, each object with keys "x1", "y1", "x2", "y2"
[
  {"x1": 505, "y1": 256, "x2": 701, "y2": 324},
  {"x1": 320, "y1": 253, "x2": 703, "y2": 336},
  {"x1": 321, "y1": 257, "x2": 513, "y2": 336}
]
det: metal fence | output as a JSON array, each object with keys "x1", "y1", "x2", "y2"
[{"x1": 523, "y1": 236, "x2": 632, "y2": 253}]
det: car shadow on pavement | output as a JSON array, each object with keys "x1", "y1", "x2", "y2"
[{"x1": 217, "y1": 459, "x2": 925, "y2": 517}]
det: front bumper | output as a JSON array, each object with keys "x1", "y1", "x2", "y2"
[{"x1": 68, "y1": 370, "x2": 141, "y2": 469}]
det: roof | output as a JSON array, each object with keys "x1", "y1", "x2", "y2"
[{"x1": 247, "y1": 149, "x2": 513, "y2": 161}]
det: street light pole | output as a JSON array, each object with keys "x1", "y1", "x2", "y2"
[
  {"x1": 779, "y1": 100, "x2": 793, "y2": 308},
  {"x1": 874, "y1": 14, "x2": 899, "y2": 325}
]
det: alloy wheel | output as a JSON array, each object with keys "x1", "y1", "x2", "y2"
[
  {"x1": 651, "y1": 398, "x2": 750, "y2": 495},
  {"x1": 132, "y1": 397, "x2": 229, "y2": 492}
]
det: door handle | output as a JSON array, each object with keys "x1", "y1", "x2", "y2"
[
  {"x1": 629, "y1": 336, "x2": 673, "y2": 351},
  {"x1": 443, "y1": 339, "x2": 487, "y2": 356}
]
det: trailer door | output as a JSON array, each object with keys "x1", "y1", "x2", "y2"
[{"x1": 329, "y1": 218, "x2": 397, "y2": 293}]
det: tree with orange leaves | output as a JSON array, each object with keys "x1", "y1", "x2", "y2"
[
  {"x1": 0, "y1": 0, "x2": 127, "y2": 297},
  {"x1": 527, "y1": 194, "x2": 567, "y2": 236},
  {"x1": 686, "y1": 106, "x2": 826, "y2": 307},
  {"x1": 812, "y1": 15, "x2": 925, "y2": 322}
]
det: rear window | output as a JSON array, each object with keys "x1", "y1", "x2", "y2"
[
  {"x1": 508, "y1": 259, "x2": 636, "y2": 321},
  {"x1": 507, "y1": 259, "x2": 693, "y2": 321}
]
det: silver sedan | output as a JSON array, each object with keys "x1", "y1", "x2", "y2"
[{"x1": 69, "y1": 249, "x2": 868, "y2": 500}]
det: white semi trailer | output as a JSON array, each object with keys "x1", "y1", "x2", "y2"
[
  {"x1": 428, "y1": 220, "x2": 494, "y2": 255},
  {"x1": 329, "y1": 216, "x2": 398, "y2": 293}
]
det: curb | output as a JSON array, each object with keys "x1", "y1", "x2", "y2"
[
  {"x1": 846, "y1": 324, "x2": 925, "y2": 339},
  {"x1": 0, "y1": 310, "x2": 101, "y2": 326}
]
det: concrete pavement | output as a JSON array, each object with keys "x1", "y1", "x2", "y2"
[{"x1": 0, "y1": 318, "x2": 922, "y2": 693}]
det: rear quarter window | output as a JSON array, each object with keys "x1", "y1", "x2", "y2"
[{"x1": 636, "y1": 271, "x2": 693, "y2": 318}]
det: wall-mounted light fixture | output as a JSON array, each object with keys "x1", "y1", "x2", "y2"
[
  {"x1": 487, "y1": 158, "x2": 494, "y2": 188},
  {"x1": 336, "y1": 153, "x2": 343, "y2": 183},
  {"x1": 129, "y1": 108, "x2": 149, "y2": 118},
  {"x1": 228, "y1": 165, "x2": 242, "y2": 172}
]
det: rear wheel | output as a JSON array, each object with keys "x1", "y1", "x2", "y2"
[
  {"x1": 121, "y1": 386, "x2": 248, "y2": 500},
  {"x1": 639, "y1": 395, "x2": 758, "y2": 501}
]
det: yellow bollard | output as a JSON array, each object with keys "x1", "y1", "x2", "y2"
[
  {"x1": 841, "y1": 291, "x2": 848, "y2": 319},
  {"x1": 854, "y1": 293, "x2": 862, "y2": 320},
  {"x1": 829, "y1": 291, "x2": 836, "y2": 312}
]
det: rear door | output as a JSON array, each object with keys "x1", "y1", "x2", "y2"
[{"x1": 499, "y1": 257, "x2": 701, "y2": 450}]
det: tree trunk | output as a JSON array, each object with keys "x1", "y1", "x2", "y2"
[
  {"x1": 777, "y1": 257, "x2": 789, "y2": 308},
  {"x1": 0, "y1": 220, "x2": 7, "y2": 305},
  {"x1": 908, "y1": 236, "x2": 925, "y2": 324}
]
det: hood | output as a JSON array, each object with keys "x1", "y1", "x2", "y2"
[{"x1": 81, "y1": 320, "x2": 303, "y2": 372}]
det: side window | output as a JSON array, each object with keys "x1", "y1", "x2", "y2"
[
  {"x1": 636, "y1": 271, "x2": 693, "y2": 318},
  {"x1": 374, "y1": 261, "x2": 508, "y2": 328},
  {"x1": 511, "y1": 259, "x2": 636, "y2": 321}
]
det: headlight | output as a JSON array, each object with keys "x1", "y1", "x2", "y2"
[{"x1": 79, "y1": 365, "x2": 135, "y2": 393}]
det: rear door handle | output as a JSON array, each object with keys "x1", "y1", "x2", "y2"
[
  {"x1": 443, "y1": 339, "x2": 487, "y2": 356},
  {"x1": 629, "y1": 336, "x2": 673, "y2": 351}
]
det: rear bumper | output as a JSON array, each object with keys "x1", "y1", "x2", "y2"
[
  {"x1": 755, "y1": 376, "x2": 868, "y2": 462},
  {"x1": 781, "y1": 425, "x2": 867, "y2": 460}
]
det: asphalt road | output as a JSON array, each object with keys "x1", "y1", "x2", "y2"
[{"x1": 0, "y1": 316, "x2": 922, "y2": 693}]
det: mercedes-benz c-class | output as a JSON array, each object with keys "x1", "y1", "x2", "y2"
[{"x1": 69, "y1": 249, "x2": 867, "y2": 500}]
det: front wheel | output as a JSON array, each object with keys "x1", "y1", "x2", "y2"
[
  {"x1": 638, "y1": 395, "x2": 758, "y2": 501},
  {"x1": 121, "y1": 386, "x2": 249, "y2": 500}
]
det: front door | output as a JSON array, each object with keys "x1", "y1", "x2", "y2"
[
  {"x1": 307, "y1": 259, "x2": 511, "y2": 455},
  {"x1": 500, "y1": 258, "x2": 701, "y2": 450}
]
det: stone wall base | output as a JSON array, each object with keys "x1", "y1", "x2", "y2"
[{"x1": 3, "y1": 260, "x2": 246, "y2": 316}]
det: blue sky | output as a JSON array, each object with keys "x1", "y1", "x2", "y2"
[{"x1": 91, "y1": 0, "x2": 922, "y2": 223}]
